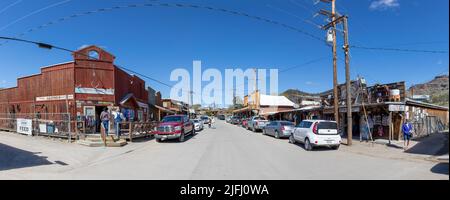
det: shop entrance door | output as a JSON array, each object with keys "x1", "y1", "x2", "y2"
[{"x1": 95, "y1": 106, "x2": 107, "y2": 133}]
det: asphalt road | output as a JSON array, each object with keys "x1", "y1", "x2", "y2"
[{"x1": 0, "y1": 120, "x2": 447, "y2": 180}]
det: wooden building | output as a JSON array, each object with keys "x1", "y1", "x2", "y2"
[{"x1": 0, "y1": 45, "x2": 149, "y2": 133}]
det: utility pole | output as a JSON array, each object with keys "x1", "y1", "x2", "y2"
[
  {"x1": 319, "y1": 0, "x2": 353, "y2": 145},
  {"x1": 343, "y1": 16, "x2": 352, "y2": 145},
  {"x1": 318, "y1": 0, "x2": 339, "y2": 127}
]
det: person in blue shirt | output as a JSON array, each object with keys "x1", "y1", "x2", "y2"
[
  {"x1": 113, "y1": 109, "x2": 125, "y2": 138},
  {"x1": 402, "y1": 120, "x2": 413, "y2": 150}
]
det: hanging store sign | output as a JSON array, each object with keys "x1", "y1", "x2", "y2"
[
  {"x1": 36, "y1": 95, "x2": 74, "y2": 102},
  {"x1": 75, "y1": 87, "x2": 114, "y2": 95},
  {"x1": 339, "y1": 106, "x2": 360, "y2": 113},
  {"x1": 17, "y1": 118, "x2": 32, "y2": 136},
  {"x1": 388, "y1": 105, "x2": 406, "y2": 112}
]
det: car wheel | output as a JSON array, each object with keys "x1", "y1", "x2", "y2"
[
  {"x1": 332, "y1": 145, "x2": 340, "y2": 150},
  {"x1": 304, "y1": 138, "x2": 313, "y2": 151},
  {"x1": 192, "y1": 128, "x2": 196, "y2": 136},
  {"x1": 155, "y1": 138, "x2": 162, "y2": 143},
  {"x1": 275, "y1": 131, "x2": 280, "y2": 139},
  {"x1": 179, "y1": 132, "x2": 185, "y2": 142},
  {"x1": 289, "y1": 135, "x2": 296, "y2": 144}
]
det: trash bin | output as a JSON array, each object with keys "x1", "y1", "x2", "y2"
[{"x1": 47, "y1": 122, "x2": 55, "y2": 134}]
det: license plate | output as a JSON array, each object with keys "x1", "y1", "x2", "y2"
[{"x1": 326, "y1": 140, "x2": 333, "y2": 144}]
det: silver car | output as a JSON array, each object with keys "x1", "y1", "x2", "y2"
[
  {"x1": 191, "y1": 119, "x2": 204, "y2": 131},
  {"x1": 263, "y1": 121, "x2": 295, "y2": 139}
]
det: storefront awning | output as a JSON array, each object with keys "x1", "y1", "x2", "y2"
[
  {"x1": 137, "y1": 101, "x2": 148, "y2": 109},
  {"x1": 155, "y1": 105, "x2": 176, "y2": 114}
]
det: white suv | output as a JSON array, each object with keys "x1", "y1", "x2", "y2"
[{"x1": 289, "y1": 120, "x2": 341, "y2": 151}]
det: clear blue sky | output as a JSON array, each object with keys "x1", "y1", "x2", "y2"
[{"x1": 0, "y1": 0, "x2": 448, "y2": 106}]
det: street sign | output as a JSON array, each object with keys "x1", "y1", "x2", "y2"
[
  {"x1": 339, "y1": 106, "x2": 360, "y2": 113},
  {"x1": 388, "y1": 105, "x2": 406, "y2": 112}
]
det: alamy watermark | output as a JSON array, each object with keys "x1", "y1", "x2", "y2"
[{"x1": 170, "y1": 61, "x2": 279, "y2": 106}]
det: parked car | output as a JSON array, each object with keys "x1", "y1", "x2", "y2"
[
  {"x1": 218, "y1": 114, "x2": 226, "y2": 120},
  {"x1": 200, "y1": 115, "x2": 211, "y2": 125},
  {"x1": 263, "y1": 121, "x2": 295, "y2": 139},
  {"x1": 191, "y1": 119, "x2": 204, "y2": 131},
  {"x1": 247, "y1": 116, "x2": 269, "y2": 132},
  {"x1": 289, "y1": 120, "x2": 341, "y2": 151},
  {"x1": 230, "y1": 116, "x2": 241, "y2": 125},
  {"x1": 226, "y1": 116, "x2": 233, "y2": 123},
  {"x1": 154, "y1": 115, "x2": 195, "y2": 142}
]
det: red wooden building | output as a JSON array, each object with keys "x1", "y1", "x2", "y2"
[{"x1": 0, "y1": 45, "x2": 148, "y2": 132}]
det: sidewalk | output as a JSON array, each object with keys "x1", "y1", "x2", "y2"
[{"x1": 340, "y1": 131, "x2": 449, "y2": 163}]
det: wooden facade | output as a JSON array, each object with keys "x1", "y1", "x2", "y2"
[{"x1": 0, "y1": 45, "x2": 149, "y2": 125}]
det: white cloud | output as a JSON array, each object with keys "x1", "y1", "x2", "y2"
[
  {"x1": 370, "y1": 0, "x2": 400, "y2": 10},
  {"x1": 437, "y1": 60, "x2": 443, "y2": 65},
  {"x1": 306, "y1": 81, "x2": 315, "y2": 85}
]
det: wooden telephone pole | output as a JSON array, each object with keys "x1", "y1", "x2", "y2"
[
  {"x1": 319, "y1": 0, "x2": 353, "y2": 145},
  {"x1": 318, "y1": 0, "x2": 339, "y2": 127}
]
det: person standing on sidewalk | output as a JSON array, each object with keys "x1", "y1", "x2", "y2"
[
  {"x1": 402, "y1": 120, "x2": 413, "y2": 150},
  {"x1": 100, "y1": 108, "x2": 111, "y2": 136},
  {"x1": 112, "y1": 108, "x2": 125, "y2": 138}
]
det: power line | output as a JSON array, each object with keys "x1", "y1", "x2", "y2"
[
  {"x1": 0, "y1": 1, "x2": 326, "y2": 47},
  {"x1": 266, "y1": 4, "x2": 322, "y2": 29},
  {"x1": 350, "y1": 45, "x2": 448, "y2": 54}
]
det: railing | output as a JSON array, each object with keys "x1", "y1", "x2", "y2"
[
  {"x1": 118, "y1": 121, "x2": 159, "y2": 142},
  {"x1": 0, "y1": 113, "x2": 74, "y2": 139}
]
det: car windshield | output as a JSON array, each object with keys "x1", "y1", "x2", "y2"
[
  {"x1": 201, "y1": 117, "x2": 208, "y2": 120},
  {"x1": 192, "y1": 120, "x2": 199, "y2": 123},
  {"x1": 162, "y1": 116, "x2": 182, "y2": 122},
  {"x1": 280, "y1": 122, "x2": 294, "y2": 126},
  {"x1": 254, "y1": 117, "x2": 264, "y2": 120}
]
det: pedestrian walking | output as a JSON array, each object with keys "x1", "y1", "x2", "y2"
[
  {"x1": 208, "y1": 117, "x2": 212, "y2": 128},
  {"x1": 402, "y1": 120, "x2": 414, "y2": 150},
  {"x1": 100, "y1": 108, "x2": 110, "y2": 136},
  {"x1": 112, "y1": 108, "x2": 125, "y2": 138},
  {"x1": 211, "y1": 117, "x2": 216, "y2": 129}
]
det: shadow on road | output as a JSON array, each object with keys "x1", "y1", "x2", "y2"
[
  {"x1": 0, "y1": 143, "x2": 53, "y2": 171},
  {"x1": 405, "y1": 132, "x2": 449, "y2": 156},
  {"x1": 127, "y1": 136, "x2": 155, "y2": 143},
  {"x1": 157, "y1": 132, "x2": 199, "y2": 143},
  {"x1": 292, "y1": 142, "x2": 338, "y2": 152},
  {"x1": 430, "y1": 163, "x2": 449, "y2": 175}
]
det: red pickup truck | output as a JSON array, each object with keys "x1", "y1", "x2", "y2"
[{"x1": 154, "y1": 115, "x2": 195, "y2": 142}]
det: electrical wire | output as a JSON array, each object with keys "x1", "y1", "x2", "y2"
[
  {"x1": 350, "y1": 45, "x2": 448, "y2": 54},
  {"x1": 0, "y1": 1, "x2": 326, "y2": 47}
]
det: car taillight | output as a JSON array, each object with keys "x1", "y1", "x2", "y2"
[
  {"x1": 312, "y1": 122, "x2": 318, "y2": 134},
  {"x1": 256, "y1": 121, "x2": 259, "y2": 126}
]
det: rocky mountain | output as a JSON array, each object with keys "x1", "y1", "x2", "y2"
[{"x1": 408, "y1": 75, "x2": 449, "y2": 107}]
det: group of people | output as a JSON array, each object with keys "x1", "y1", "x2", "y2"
[{"x1": 100, "y1": 108, "x2": 126, "y2": 138}]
